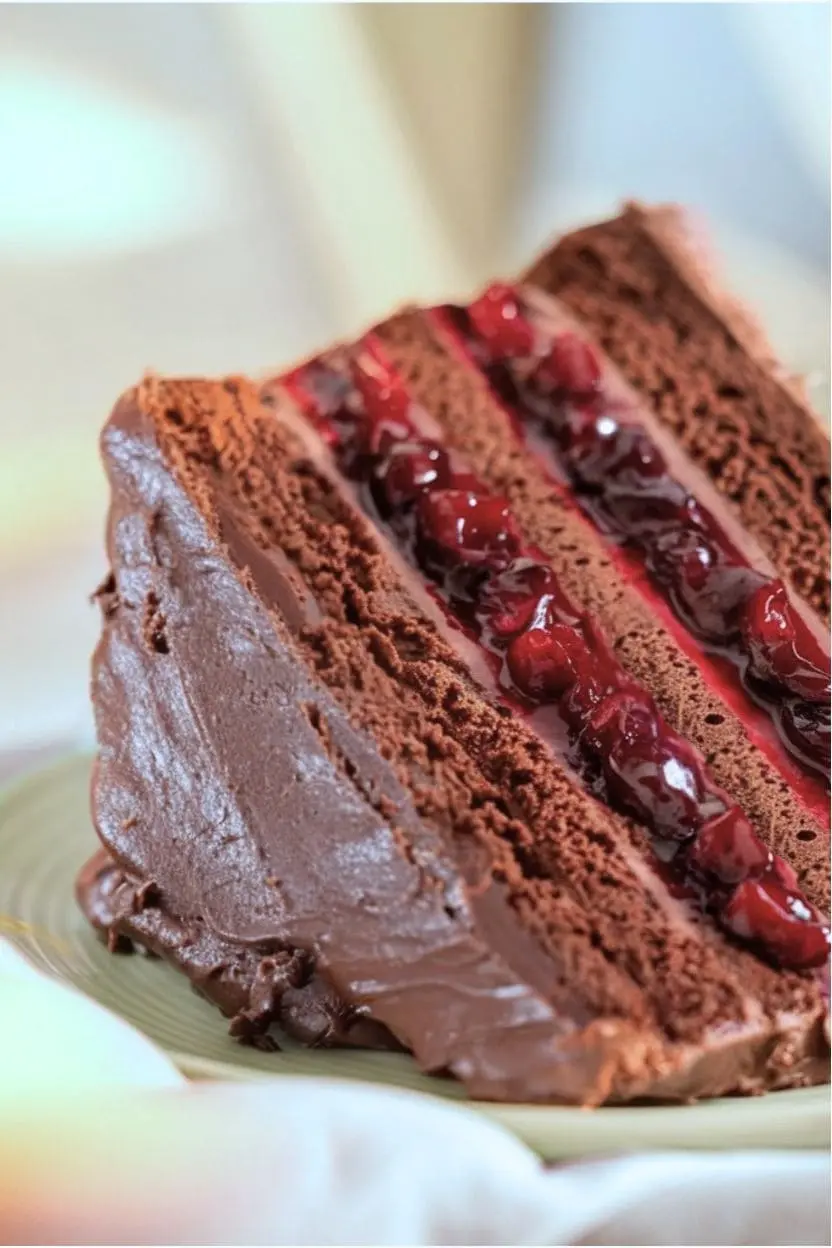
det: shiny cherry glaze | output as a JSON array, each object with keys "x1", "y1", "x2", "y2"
[
  {"x1": 283, "y1": 338, "x2": 829, "y2": 973},
  {"x1": 453, "y1": 284, "x2": 831, "y2": 785}
]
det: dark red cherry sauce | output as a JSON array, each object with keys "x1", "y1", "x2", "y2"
[
  {"x1": 281, "y1": 338, "x2": 829, "y2": 973},
  {"x1": 437, "y1": 284, "x2": 831, "y2": 789}
]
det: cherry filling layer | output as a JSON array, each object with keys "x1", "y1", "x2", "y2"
[
  {"x1": 444, "y1": 284, "x2": 831, "y2": 786},
  {"x1": 282, "y1": 339, "x2": 829, "y2": 973}
]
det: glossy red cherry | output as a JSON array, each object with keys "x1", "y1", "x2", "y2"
[
  {"x1": 506, "y1": 623, "x2": 588, "y2": 700},
  {"x1": 670, "y1": 535, "x2": 715, "y2": 594},
  {"x1": 361, "y1": 414, "x2": 415, "y2": 459},
  {"x1": 649, "y1": 528, "x2": 747, "y2": 643},
  {"x1": 600, "y1": 480, "x2": 698, "y2": 542},
  {"x1": 554, "y1": 402, "x2": 599, "y2": 455},
  {"x1": 560, "y1": 408, "x2": 671, "y2": 496},
  {"x1": 538, "y1": 332, "x2": 601, "y2": 397},
  {"x1": 722, "y1": 877, "x2": 830, "y2": 971},
  {"x1": 669, "y1": 550, "x2": 769, "y2": 647},
  {"x1": 477, "y1": 559, "x2": 564, "y2": 640},
  {"x1": 743, "y1": 580, "x2": 791, "y2": 645},
  {"x1": 769, "y1": 854, "x2": 800, "y2": 893},
  {"x1": 580, "y1": 688, "x2": 657, "y2": 754},
  {"x1": 375, "y1": 440, "x2": 451, "y2": 508},
  {"x1": 561, "y1": 409, "x2": 622, "y2": 485},
  {"x1": 583, "y1": 693, "x2": 715, "y2": 838},
  {"x1": 350, "y1": 347, "x2": 412, "y2": 427},
  {"x1": 604, "y1": 426, "x2": 668, "y2": 482},
  {"x1": 559, "y1": 670, "x2": 620, "y2": 730},
  {"x1": 779, "y1": 698, "x2": 830, "y2": 772},
  {"x1": 417, "y1": 490, "x2": 522, "y2": 568},
  {"x1": 468, "y1": 283, "x2": 535, "y2": 357},
  {"x1": 742, "y1": 581, "x2": 831, "y2": 701},
  {"x1": 553, "y1": 616, "x2": 622, "y2": 728},
  {"x1": 687, "y1": 807, "x2": 770, "y2": 884},
  {"x1": 604, "y1": 488, "x2": 683, "y2": 540}
]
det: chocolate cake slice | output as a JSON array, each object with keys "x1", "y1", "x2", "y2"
[{"x1": 79, "y1": 210, "x2": 830, "y2": 1106}]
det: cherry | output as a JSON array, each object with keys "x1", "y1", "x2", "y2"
[
  {"x1": 669, "y1": 535, "x2": 715, "y2": 594},
  {"x1": 561, "y1": 410, "x2": 623, "y2": 487},
  {"x1": 557, "y1": 415, "x2": 668, "y2": 487},
  {"x1": 538, "y1": 332, "x2": 601, "y2": 398},
  {"x1": 743, "y1": 580, "x2": 791, "y2": 646},
  {"x1": 557, "y1": 672, "x2": 607, "y2": 727},
  {"x1": 467, "y1": 283, "x2": 535, "y2": 358},
  {"x1": 417, "y1": 490, "x2": 522, "y2": 568},
  {"x1": 687, "y1": 807, "x2": 770, "y2": 884},
  {"x1": 742, "y1": 581, "x2": 831, "y2": 702},
  {"x1": 506, "y1": 622, "x2": 588, "y2": 700},
  {"x1": 603, "y1": 426, "x2": 668, "y2": 482},
  {"x1": 779, "y1": 698, "x2": 830, "y2": 772},
  {"x1": 351, "y1": 347, "x2": 412, "y2": 426},
  {"x1": 554, "y1": 616, "x2": 621, "y2": 728},
  {"x1": 603, "y1": 481, "x2": 690, "y2": 540},
  {"x1": 558, "y1": 409, "x2": 673, "y2": 498},
  {"x1": 769, "y1": 855, "x2": 800, "y2": 893},
  {"x1": 649, "y1": 530, "x2": 753, "y2": 643},
  {"x1": 722, "y1": 877, "x2": 830, "y2": 971},
  {"x1": 580, "y1": 688, "x2": 657, "y2": 754},
  {"x1": 554, "y1": 402, "x2": 601, "y2": 456},
  {"x1": 374, "y1": 440, "x2": 451, "y2": 509},
  {"x1": 477, "y1": 558, "x2": 566, "y2": 640},
  {"x1": 361, "y1": 414, "x2": 415, "y2": 459},
  {"x1": 604, "y1": 490, "x2": 684, "y2": 540},
  {"x1": 583, "y1": 693, "x2": 716, "y2": 838}
]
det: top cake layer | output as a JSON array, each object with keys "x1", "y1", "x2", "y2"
[
  {"x1": 525, "y1": 202, "x2": 831, "y2": 622},
  {"x1": 80, "y1": 206, "x2": 830, "y2": 1105}
]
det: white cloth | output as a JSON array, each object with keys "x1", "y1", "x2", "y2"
[{"x1": 0, "y1": 941, "x2": 828, "y2": 1247}]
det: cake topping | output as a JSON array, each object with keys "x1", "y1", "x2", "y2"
[
  {"x1": 283, "y1": 340, "x2": 830, "y2": 972},
  {"x1": 445, "y1": 285, "x2": 831, "y2": 785}
]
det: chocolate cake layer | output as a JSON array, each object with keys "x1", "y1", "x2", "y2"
[
  {"x1": 525, "y1": 203, "x2": 831, "y2": 623},
  {"x1": 375, "y1": 311, "x2": 830, "y2": 910},
  {"x1": 82, "y1": 372, "x2": 829, "y2": 1104}
]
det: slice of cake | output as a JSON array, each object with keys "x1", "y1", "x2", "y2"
[{"x1": 78, "y1": 206, "x2": 830, "y2": 1106}]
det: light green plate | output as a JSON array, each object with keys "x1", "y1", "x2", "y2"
[{"x1": 0, "y1": 755, "x2": 827, "y2": 1158}]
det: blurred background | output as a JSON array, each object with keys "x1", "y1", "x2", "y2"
[{"x1": 0, "y1": 1, "x2": 829, "y2": 760}]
